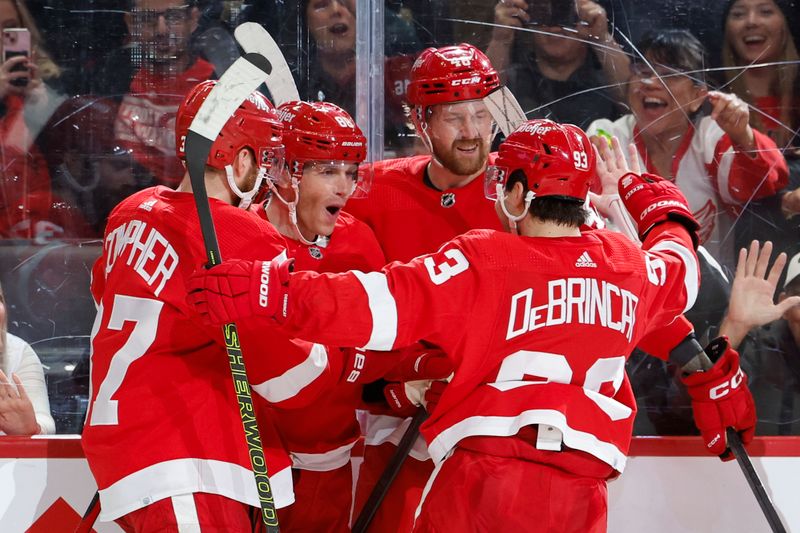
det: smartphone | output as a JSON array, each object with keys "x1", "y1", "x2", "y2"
[
  {"x1": 527, "y1": 0, "x2": 579, "y2": 28},
  {"x1": 3, "y1": 28, "x2": 31, "y2": 87}
]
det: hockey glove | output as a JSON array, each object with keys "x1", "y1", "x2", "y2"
[
  {"x1": 187, "y1": 257, "x2": 293, "y2": 325},
  {"x1": 681, "y1": 337, "x2": 756, "y2": 460},
  {"x1": 384, "y1": 379, "x2": 449, "y2": 417},
  {"x1": 383, "y1": 344, "x2": 453, "y2": 383},
  {"x1": 618, "y1": 172, "x2": 700, "y2": 248},
  {"x1": 382, "y1": 344, "x2": 453, "y2": 416}
]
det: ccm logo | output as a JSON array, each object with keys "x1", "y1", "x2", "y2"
[
  {"x1": 346, "y1": 350, "x2": 367, "y2": 383},
  {"x1": 258, "y1": 262, "x2": 270, "y2": 308},
  {"x1": 639, "y1": 200, "x2": 687, "y2": 220},
  {"x1": 709, "y1": 368, "x2": 744, "y2": 400},
  {"x1": 451, "y1": 76, "x2": 480, "y2": 86}
]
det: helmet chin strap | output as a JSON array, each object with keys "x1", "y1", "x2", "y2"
[
  {"x1": 266, "y1": 176, "x2": 325, "y2": 246},
  {"x1": 226, "y1": 165, "x2": 267, "y2": 210},
  {"x1": 496, "y1": 183, "x2": 534, "y2": 235}
]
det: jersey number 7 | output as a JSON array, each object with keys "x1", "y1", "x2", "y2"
[{"x1": 89, "y1": 295, "x2": 164, "y2": 426}]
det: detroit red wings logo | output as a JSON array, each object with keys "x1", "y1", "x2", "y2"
[{"x1": 693, "y1": 199, "x2": 716, "y2": 244}]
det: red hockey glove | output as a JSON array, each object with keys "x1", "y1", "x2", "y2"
[
  {"x1": 187, "y1": 257, "x2": 292, "y2": 326},
  {"x1": 423, "y1": 380, "x2": 447, "y2": 415},
  {"x1": 681, "y1": 337, "x2": 756, "y2": 460},
  {"x1": 383, "y1": 344, "x2": 453, "y2": 382},
  {"x1": 618, "y1": 172, "x2": 700, "y2": 248}
]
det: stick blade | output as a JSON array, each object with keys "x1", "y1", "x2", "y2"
[
  {"x1": 188, "y1": 54, "x2": 273, "y2": 141},
  {"x1": 234, "y1": 22, "x2": 300, "y2": 106},
  {"x1": 484, "y1": 86, "x2": 527, "y2": 136}
]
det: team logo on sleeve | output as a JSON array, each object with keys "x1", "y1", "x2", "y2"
[{"x1": 441, "y1": 193, "x2": 456, "y2": 208}]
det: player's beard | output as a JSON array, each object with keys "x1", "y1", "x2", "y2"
[{"x1": 432, "y1": 137, "x2": 489, "y2": 177}]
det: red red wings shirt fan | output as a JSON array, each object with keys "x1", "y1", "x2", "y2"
[
  {"x1": 282, "y1": 226, "x2": 699, "y2": 477},
  {"x1": 84, "y1": 186, "x2": 332, "y2": 521}
]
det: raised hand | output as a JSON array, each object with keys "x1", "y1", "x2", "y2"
[
  {"x1": 492, "y1": 0, "x2": 529, "y2": 42},
  {"x1": 593, "y1": 135, "x2": 640, "y2": 195},
  {"x1": 0, "y1": 371, "x2": 39, "y2": 435},
  {"x1": 576, "y1": 0, "x2": 610, "y2": 42},
  {"x1": 707, "y1": 91, "x2": 755, "y2": 151},
  {"x1": 720, "y1": 240, "x2": 800, "y2": 348}
]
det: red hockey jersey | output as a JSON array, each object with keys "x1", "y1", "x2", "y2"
[
  {"x1": 280, "y1": 224, "x2": 699, "y2": 477},
  {"x1": 84, "y1": 186, "x2": 333, "y2": 521},
  {"x1": 346, "y1": 155, "x2": 503, "y2": 263},
  {"x1": 254, "y1": 205, "x2": 387, "y2": 464}
]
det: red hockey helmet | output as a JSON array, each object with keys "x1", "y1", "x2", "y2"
[
  {"x1": 175, "y1": 80, "x2": 284, "y2": 171},
  {"x1": 485, "y1": 119, "x2": 596, "y2": 202},
  {"x1": 277, "y1": 100, "x2": 369, "y2": 197},
  {"x1": 407, "y1": 44, "x2": 500, "y2": 108}
]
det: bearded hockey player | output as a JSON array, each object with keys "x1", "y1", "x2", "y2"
[{"x1": 188, "y1": 119, "x2": 756, "y2": 532}]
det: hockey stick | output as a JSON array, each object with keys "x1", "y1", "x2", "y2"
[
  {"x1": 73, "y1": 28, "x2": 289, "y2": 533},
  {"x1": 185, "y1": 47, "x2": 280, "y2": 532},
  {"x1": 688, "y1": 338, "x2": 787, "y2": 533},
  {"x1": 73, "y1": 491, "x2": 100, "y2": 533},
  {"x1": 234, "y1": 23, "x2": 299, "y2": 106},
  {"x1": 726, "y1": 428, "x2": 787, "y2": 533},
  {"x1": 483, "y1": 86, "x2": 527, "y2": 136},
  {"x1": 351, "y1": 408, "x2": 429, "y2": 533}
]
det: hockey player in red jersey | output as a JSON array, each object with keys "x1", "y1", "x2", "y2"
[
  {"x1": 83, "y1": 80, "x2": 337, "y2": 531},
  {"x1": 346, "y1": 43, "x2": 505, "y2": 263},
  {"x1": 341, "y1": 43, "x2": 506, "y2": 531},
  {"x1": 189, "y1": 119, "x2": 757, "y2": 532},
  {"x1": 254, "y1": 99, "x2": 386, "y2": 532}
]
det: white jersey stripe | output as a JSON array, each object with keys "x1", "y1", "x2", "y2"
[
  {"x1": 352, "y1": 271, "x2": 398, "y2": 351},
  {"x1": 252, "y1": 343, "x2": 328, "y2": 403},
  {"x1": 290, "y1": 440, "x2": 358, "y2": 471},
  {"x1": 649, "y1": 240, "x2": 699, "y2": 313},
  {"x1": 715, "y1": 144, "x2": 736, "y2": 206},
  {"x1": 413, "y1": 448, "x2": 452, "y2": 523},
  {"x1": 426, "y1": 409, "x2": 628, "y2": 473},
  {"x1": 171, "y1": 494, "x2": 201, "y2": 532},
  {"x1": 98, "y1": 458, "x2": 294, "y2": 521}
]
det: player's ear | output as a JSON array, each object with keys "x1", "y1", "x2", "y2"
[
  {"x1": 509, "y1": 180, "x2": 526, "y2": 209},
  {"x1": 233, "y1": 147, "x2": 255, "y2": 177}
]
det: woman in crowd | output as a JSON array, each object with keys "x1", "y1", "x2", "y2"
[
  {"x1": 0, "y1": 281, "x2": 55, "y2": 435},
  {"x1": 587, "y1": 29, "x2": 788, "y2": 269},
  {"x1": 721, "y1": 0, "x2": 800, "y2": 255}
]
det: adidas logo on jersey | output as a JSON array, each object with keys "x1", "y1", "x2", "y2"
[
  {"x1": 138, "y1": 199, "x2": 157, "y2": 212},
  {"x1": 575, "y1": 251, "x2": 597, "y2": 268}
]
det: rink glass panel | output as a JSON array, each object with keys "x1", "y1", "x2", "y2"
[{"x1": 2, "y1": 0, "x2": 797, "y2": 435}]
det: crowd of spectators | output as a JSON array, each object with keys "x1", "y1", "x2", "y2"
[{"x1": 0, "y1": 0, "x2": 797, "y2": 436}]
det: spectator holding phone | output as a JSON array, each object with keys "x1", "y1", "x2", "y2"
[
  {"x1": 486, "y1": 0, "x2": 631, "y2": 128},
  {"x1": 0, "y1": 0, "x2": 68, "y2": 240}
]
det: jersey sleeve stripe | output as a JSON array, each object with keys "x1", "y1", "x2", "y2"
[
  {"x1": 251, "y1": 343, "x2": 329, "y2": 403},
  {"x1": 715, "y1": 142, "x2": 737, "y2": 205},
  {"x1": 649, "y1": 240, "x2": 699, "y2": 313},
  {"x1": 352, "y1": 271, "x2": 398, "y2": 351}
]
